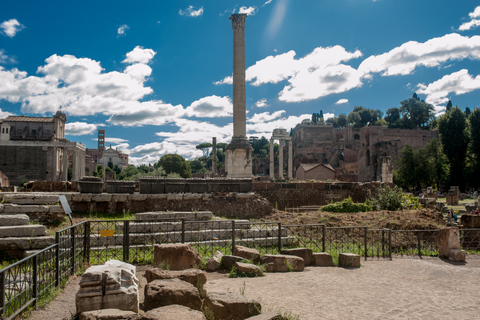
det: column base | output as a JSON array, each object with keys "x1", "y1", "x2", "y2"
[{"x1": 225, "y1": 147, "x2": 253, "y2": 178}]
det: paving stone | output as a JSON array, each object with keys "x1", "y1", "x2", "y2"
[
  {"x1": 0, "y1": 214, "x2": 30, "y2": 226},
  {"x1": 0, "y1": 225, "x2": 47, "y2": 238}
]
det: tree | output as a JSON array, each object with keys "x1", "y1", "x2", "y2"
[
  {"x1": 399, "y1": 95, "x2": 434, "y2": 129},
  {"x1": 196, "y1": 143, "x2": 212, "y2": 157},
  {"x1": 157, "y1": 154, "x2": 192, "y2": 178},
  {"x1": 347, "y1": 106, "x2": 382, "y2": 128},
  {"x1": 189, "y1": 159, "x2": 204, "y2": 173},
  {"x1": 216, "y1": 143, "x2": 227, "y2": 151},
  {"x1": 446, "y1": 100, "x2": 452, "y2": 111},
  {"x1": 394, "y1": 145, "x2": 417, "y2": 190},
  {"x1": 337, "y1": 114, "x2": 347, "y2": 128},
  {"x1": 469, "y1": 108, "x2": 480, "y2": 187},
  {"x1": 465, "y1": 107, "x2": 471, "y2": 118},
  {"x1": 438, "y1": 106, "x2": 469, "y2": 189},
  {"x1": 385, "y1": 108, "x2": 401, "y2": 128},
  {"x1": 93, "y1": 165, "x2": 104, "y2": 178}
]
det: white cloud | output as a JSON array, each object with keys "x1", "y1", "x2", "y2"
[
  {"x1": 255, "y1": 98, "x2": 268, "y2": 108},
  {"x1": 105, "y1": 137, "x2": 129, "y2": 144},
  {"x1": 0, "y1": 19, "x2": 24, "y2": 38},
  {"x1": 247, "y1": 110, "x2": 285, "y2": 123},
  {"x1": 335, "y1": 99, "x2": 349, "y2": 105},
  {"x1": 324, "y1": 113, "x2": 335, "y2": 120},
  {"x1": 239, "y1": 6, "x2": 258, "y2": 16},
  {"x1": 117, "y1": 24, "x2": 129, "y2": 36},
  {"x1": 417, "y1": 69, "x2": 480, "y2": 113},
  {"x1": 122, "y1": 46, "x2": 156, "y2": 64},
  {"x1": 359, "y1": 33, "x2": 480, "y2": 76},
  {"x1": 179, "y1": 6, "x2": 204, "y2": 17},
  {"x1": 263, "y1": 0, "x2": 273, "y2": 6},
  {"x1": 216, "y1": 46, "x2": 363, "y2": 102},
  {"x1": 65, "y1": 122, "x2": 97, "y2": 135},
  {"x1": 185, "y1": 95, "x2": 232, "y2": 117},
  {"x1": 0, "y1": 50, "x2": 15, "y2": 64},
  {"x1": 107, "y1": 100, "x2": 185, "y2": 127},
  {"x1": 0, "y1": 108, "x2": 13, "y2": 118},
  {"x1": 247, "y1": 113, "x2": 311, "y2": 137},
  {"x1": 459, "y1": 6, "x2": 480, "y2": 31}
]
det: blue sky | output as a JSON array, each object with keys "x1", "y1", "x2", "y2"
[{"x1": 2, "y1": 0, "x2": 480, "y2": 165}]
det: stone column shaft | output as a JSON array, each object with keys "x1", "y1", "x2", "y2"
[
  {"x1": 288, "y1": 139, "x2": 293, "y2": 179},
  {"x1": 72, "y1": 147, "x2": 77, "y2": 181},
  {"x1": 212, "y1": 137, "x2": 217, "y2": 175},
  {"x1": 52, "y1": 147, "x2": 57, "y2": 181},
  {"x1": 230, "y1": 14, "x2": 247, "y2": 140},
  {"x1": 63, "y1": 147, "x2": 68, "y2": 182},
  {"x1": 269, "y1": 139, "x2": 274, "y2": 179},
  {"x1": 279, "y1": 139, "x2": 284, "y2": 180}
]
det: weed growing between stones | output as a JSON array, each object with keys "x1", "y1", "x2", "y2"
[{"x1": 228, "y1": 266, "x2": 259, "y2": 278}]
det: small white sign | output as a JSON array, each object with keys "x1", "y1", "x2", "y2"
[{"x1": 59, "y1": 195, "x2": 73, "y2": 224}]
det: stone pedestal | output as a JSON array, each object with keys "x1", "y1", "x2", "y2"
[
  {"x1": 76, "y1": 260, "x2": 139, "y2": 315},
  {"x1": 438, "y1": 227, "x2": 460, "y2": 258},
  {"x1": 338, "y1": 253, "x2": 360, "y2": 268},
  {"x1": 225, "y1": 147, "x2": 252, "y2": 178}
]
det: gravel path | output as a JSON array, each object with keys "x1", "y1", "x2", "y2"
[{"x1": 27, "y1": 259, "x2": 480, "y2": 320}]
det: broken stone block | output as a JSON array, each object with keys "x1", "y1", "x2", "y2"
[
  {"x1": 460, "y1": 215, "x2": 480, "y2": 228},
  {"x1": 206, "y1": 250, "x2": 223, "y2": 272},
  {"x1": 144, "y1": 279, "x2": 202, "y2": 312},
  {"x1": 439, "y1": 227, "x2": 460, "y2": 258},
  {"x1": 234, "y1": 262, "x2": 263, "y2": 277},
  {"x1": 0, "y1": 225, "x2": 47, "y2": 238},
  {"x1": 76, "y1": 260, "x2": 139, "y2": 315},
  {"x1": 79, "y1": 308, "x2": 139, "y2": 320},
  {"x1": 221, "y1": 255, "x2": 244, "y2": 269},
  {"x1": 142, "y1": 305, "x2": 206, "y2": 320},
  {"x1": 244, "y1": 312, "x2": 284, "y2": 320},
  {"x1": 202, "y1": 292, "x2": 261, "y2": 320},
  {"x1": 233, "y1": 246, "x2": 260, "y2": 262},
  {"x1": 258, "y1": 254, "x2": 304, "y2": 272},
  {"x1": 338, "y1": 253, "x2": 360, "y2": 268},
  {"x1": 0, "y1": 214, "x2": 30, "y2": 226},
  {"x1": 144, "y1": 268, "x2": 207, "y2": 298},
  {"x1": 449, "y1": 249, "x2": 466, "y2": 262},
  {"x1": 280, "y1": 248, "x2": 313, "y2": 265},
  {"x1": 153, "y1": 244, "x2": 202, "y2": 270},
  {"x1": 313, "y1": 252, "x2": 333, "y2": 266}
]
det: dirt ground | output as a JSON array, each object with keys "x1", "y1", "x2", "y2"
[{"x1": 27, "y1": 258, "x2": 480, "y2": 320}]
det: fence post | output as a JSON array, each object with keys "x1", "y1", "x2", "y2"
[
  {"x1": 55, "y1": 232, "x2": 60, "y2": 287},
  {"x1": 382, "y1": 229, "x2": 385, "y2": 259},
  {"x1": 417, "y1": 231, "x2": 422, "y2": 258},
  {"x1": 231, "y1": 220, "x2": 236, "y2": 254},
  {"x1": 33, "y1": 255, "x2": 38, "y2": 309},
  {"x1": 123, "y1": 220, "x2": 130, "y2": 262},
  {"x1": 277, "y1": 222, "x2": 282, "y2": 252},
  {"x1": 84, "y1": 221, "x2": 90, "y2": 266},
  {"x1": 181, "y1": 219, "x2": 185, "y2": 244},
  {"x1": 1, "y1": 271, "x2": 5, "y2": 320},
  {"x1": 71, "y1": 226, "x2": 76, "y2": 275},
  {"x1": 388, "y1": 229, "x2": 392, "y2": 260},
  {"x1": 322, "y1": 225, "x2": 326, "y2": 253},
  {"x1": 364, "y1": 227, "x2": 368, "y2": 261}
]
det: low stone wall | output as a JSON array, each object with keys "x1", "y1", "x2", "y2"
[
  {"x1": 67, "y1": 192, "x2": 271, "y2": 219},
  {"x1": 253, "y1": 182, "x2": 376, "y2": 209}
]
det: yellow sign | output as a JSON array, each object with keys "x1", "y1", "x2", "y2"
[{"x1": 100, "y1": 230, "x2": 114, "y2": 237}]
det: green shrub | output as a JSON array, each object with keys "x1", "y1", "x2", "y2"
[
  {"x1": 370, "y1": 185, "x2": 422, "y2": 211},
  {"x1": 322, "y1": 197, "x2": 372, "y2": 213}
]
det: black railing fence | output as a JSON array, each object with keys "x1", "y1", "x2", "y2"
[{"x1": 2, "y1": 220, "x2": 480, "y2": 320}]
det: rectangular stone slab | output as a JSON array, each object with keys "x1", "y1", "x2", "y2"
[
  {"x1": 0, "y1": 225, "x2": 47, "y2": 238},
  {"x1": 0, "y1": 236, "x2": 55, "y2": 249},
  {"x1": 0, "y1": 214, "x2": 30, "y2": 226}
]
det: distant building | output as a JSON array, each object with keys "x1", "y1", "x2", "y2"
[
  {"x1": 296, "y1": 163, "x2": 336, "y2": 181},
  {"x1": 0, "y1": 111, "x2": 86, "y2": 185},
  {"x1": 86, "y1": 129, "x2": 129, "y2": 175}
]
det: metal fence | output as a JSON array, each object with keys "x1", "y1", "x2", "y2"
[
  {"x1": 3, "y1": 220, "x2": 480, "y2": 320},
  {"x1": 0, "y1": 221, "x2": 88, "y2": 320}
]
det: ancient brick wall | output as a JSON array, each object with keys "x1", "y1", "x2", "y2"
[
  {"x1": 253, "y1": 182, "x2": 372, "y2": 209},
  {"x1": 0, "y1": 146, "x2": 47, "y2": 185}
]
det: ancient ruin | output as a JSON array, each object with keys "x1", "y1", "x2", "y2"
[
  {"x1": 225, "y1": 14, "x2": 253, "y2": 178},
  {"x1": 269, "y1": 128, "x2": 292, "y2": 180}
]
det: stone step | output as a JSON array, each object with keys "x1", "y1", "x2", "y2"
[
  {"x1": 0, "y1": 225, "x2": 47, "y2": 238},
  {"x1": 85, "y1": 227, "x2": 289, "y2": 246},
  {"x1": 125, "y1": 220, "x2": 251, "y2": 233},
  {"x1": 0, "y1": 235, "x2": 55, "y2": 250},
  {"x1": 135, "y1": 211, "x2": 213, "y2": 221},
  {"x1": 88, "y1": 236, "x2": 296, "y2": 252},
  {"x1": 0, "y1": 214, "x2": 30, "y2": 226},
  {"x1": 0, "y1": 193, "x2": 60, "y2": 205}
]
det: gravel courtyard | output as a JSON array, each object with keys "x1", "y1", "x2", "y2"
[{"x1": 28, "y1": 258, "x2": 480, "y2": 320}]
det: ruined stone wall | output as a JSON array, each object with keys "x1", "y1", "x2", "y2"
[
  {"x1": 0, "y1": 146, "x2": 48, "y2": 185},
  {"x1": 253, "y1": 182, "x2": 371, "y2": 209},
  {"x1": 68, "y1": 192, "x2": 272, "y2": 219}
]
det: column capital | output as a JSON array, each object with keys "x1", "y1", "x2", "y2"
[{"x1": 230, "y1": 14, "x2": 247, "y2": 30}]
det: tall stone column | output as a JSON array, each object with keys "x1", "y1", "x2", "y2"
[
  {"x1": 63, "y1": 147, "x2": 68, "y2": 182},
  {"x1": 212, "y1": 137, "x2": 217, "y2": 175},
  {"x1": 279, "y1": 139, "x2": 284, "y2": 180},
  {"x1": 225, "y1": 14, "x2": 252, "y2": 178},
  {"x1": 72, "y1": 147, "x2": 77, "y2": 181},
  {"x1": 269, "y1": 138, "x2": 274, "y2": 179},
  {"x1": 52, "y1": 146, "x2": 57, "y2": 181},
  {"x1": 230, "y1": 14, "x2": 247, "y2": 140},
  {"x1": 288, "y1": 138, "x2": 293, "y2": 179}
]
